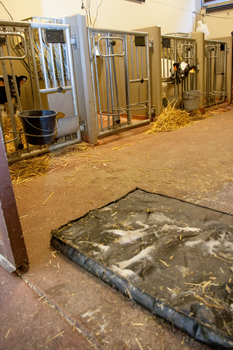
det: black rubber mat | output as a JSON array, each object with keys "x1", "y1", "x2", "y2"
[{"x1": 51, "y1": 188, "x2": 233, "y2": 349}]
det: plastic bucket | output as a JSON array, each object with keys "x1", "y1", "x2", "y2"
[
  {"x1": 19, "y1": 109, "x2": 57, "y2": 145},
  {"x1": 182, "y1": 90, "x2": 200, "y2": 111}
]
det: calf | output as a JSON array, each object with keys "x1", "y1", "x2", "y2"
[
  {"x1": 173, "y1": 61, "x2": 197, "y2": 83},
  {"x1": 0, "y1": 75, "x2": 27, "y2": 112}
]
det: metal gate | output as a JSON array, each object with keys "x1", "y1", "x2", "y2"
[
  {"x1": 88, "y1": 28, "x2": 151, "y2": 137},
  {"x1": 28, "y1": 17, "x2": 79, "y2": 118},
  {"x1": 161, "y1": 34, "x2": 197, "y2": 97},
  {"x1": 0, "y1": 20, "x2": 41, "y2": 160},
  {"x1": 204, "y1": 39, "x2": 227, "y2": 106},
  {"x1": 0, "y1": 18, "x2": 81, "y2": 162}
]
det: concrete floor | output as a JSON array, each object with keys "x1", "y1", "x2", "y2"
[{"x1": 1, "y1": 108, "x2": 233, "y2": 349}]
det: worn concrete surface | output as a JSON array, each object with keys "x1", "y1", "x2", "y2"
[
  {"x1": 0, "y1": 266, "x2": 96, "y2": 350},
  {"x1": 2, "y1": 110, "x2": 233, "y2": 349}
]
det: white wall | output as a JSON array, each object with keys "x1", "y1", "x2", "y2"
[
  {"x1": 1, "y1": 0, "x2": 197, "y2": 34},
  {"x1": 199, "y1": 9, "x2": 233, "y2": 39}
]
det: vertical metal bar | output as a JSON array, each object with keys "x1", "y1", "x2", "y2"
[
  {"x1": 141, "y1": 46, "x2": 144, "y2": 80},
  {"x1": 213, "y1": 45, "x2": 217, "y2": 92},
  {"x1": 136, "y1": 46, "x2": 139, "y2": 79},
  {"x1": 145, "y1": 34, "x2": 151, "y2": 121},
  {"x1": 0, "y1": 47, "x2": 18, "y2": 151},
  {"x1": 49, "y1": 43, "x2": 57, "y2": 88},
  {"x1": 0, "y1": 107, "x2": 7, "y2": 153},
  {"x1": 174, "y1": 39, "x2": 177, "y2": 95},
  {"x1": 124, "y1": 34, "x2": 131, "y2": 124},
  {"x1": 210, "y1": 46, "x2": 213, "y2": 101},
  {"x1": 186, "y1": 41, "x2": 190, "y2": 91},
  {"x1": 24, "y1": 28, "x2": 36, "y2": 109},
  {"x1": 162, "y1": 47, "x2": 165, "y2": 77},
  {"x1": 92, "y1": 33, "x2": 103, "y2": 131},
  {"x1": 105, "y1": 39, "x2": 110, "y2": 128},
  {"x1": 64, "y1": 27, "x2": 79, "y2": 116},
  {"x1": 88, "y1": 31, "x2": 98, "y2": 129},
  {"x1": 130, "y1": 35, "x2": 134, "y2": 80},
  {"x1": 111, "y1": 45, "x2": 120, "y2": 123},
  {"x1": 27, "y1": 27, "x2": 42, "y2": 110},
  {"x1": 193, "y1": 41, "x2": 197, "y2": 90},
  {"x1": 206, "y1": 47, "x2": 211, "y2": 105},
  {"x1": 5, "y1": 37, "x2": 22, "y2": 112},
  {"x1": 58, "y1": 43, "x2": 65, "y2": 86},
  {"x1": 166, "y1": 47, "x2": 169, "y2": 79},
  {"x1": 108, "y1": 34, "x2": 115, "y2": 126},
  {"x1": 38, "y1": 27, "x2": 49, "y2": 89},
  {"x1": 223, "y1": 43, "x2": 227, "y2": 97}
]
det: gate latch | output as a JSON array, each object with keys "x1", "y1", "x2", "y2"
[{"x1": 71, "y1": 34, "x2": 78, "y2": 50}]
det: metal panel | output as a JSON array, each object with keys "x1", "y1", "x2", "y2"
[
  {"x1": 204, "y1": 40, "x2": 227, "y2": 106},
  {"x1": 88, "y1": 27, "x2": 151, "y2": 137}
]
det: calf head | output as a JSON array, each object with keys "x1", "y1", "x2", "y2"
[{"x1": 173, "y1": 61, "x2": 197, "y2": 82}]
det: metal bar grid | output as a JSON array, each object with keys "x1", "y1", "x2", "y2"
[
  {"x1": 204, "y1": 40, "x2": 227, "y2": 106},
  {"x1": 0, "y1": 19, "x2": 81, "y2": 161},
  {"x1": 88, "y1": 28, "x2": 151, "y2": 136},
  {"x1": 0, "y1": 23, "x2": 42, "y2": 156},
  {"x1": 161, "y1": 35, "x2": 197, "y2": 97}
]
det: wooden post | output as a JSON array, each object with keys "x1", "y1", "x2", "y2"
[{"x1": 0, "y1": 128, "x2": 28, "y2": 272}]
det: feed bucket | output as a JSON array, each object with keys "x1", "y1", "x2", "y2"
[
  {"x1": 182, "y1": 90, "x2": 200, "y2": 111},
  {"x1": 163, "y1": 94, "x2": 180, "y2": 109},
  {"x1": 19, "y1": 109, "x2": 57, "y2": 145}
]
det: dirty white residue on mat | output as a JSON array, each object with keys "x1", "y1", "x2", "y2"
[
  {"x1": 161, "y1": 224, "x2": 201, "y2": 233},
  {"x1": 92, "y1": 243, "x2": 110, "y2": 252},
  {"x1": 111, "y1": 265, "x2": 139, "y2": 281},
  {"x1": 185, "y1": 231, "x2": 233, "y2": 256},
  {"x1": 115, "y1": 245, "x2": 155, "y2": 270},
  {"x1": 107, "y1": 221, "x2": 151, "y2": 244}
]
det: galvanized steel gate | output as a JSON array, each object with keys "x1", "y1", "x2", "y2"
[
  {"x1": 204, "y1": 39, "x2": 227, "y2": 106},
  {"x1": 88, "y1": 28, "x2": 151, "y2": 137},
  {"x1": 0, "y1": 18, "x2": 80, "y2": 162},
  {"x1": 28, "y1": 17, "x2": 79, "y2": 118},
  {"x1": 161, "y1": 34, "x2": 197, "y2": 94},
  {"x1": 0, "y1": 20, "x2": 41, "y2": 158}
]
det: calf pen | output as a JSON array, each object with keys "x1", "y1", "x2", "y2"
[{"x1": 0, "y1": 18, "x2": 81, "y2": 163}]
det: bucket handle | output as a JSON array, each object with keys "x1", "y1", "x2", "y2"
[{"x1": 24, "y1": 117, "x2": 57, "y2": 132}]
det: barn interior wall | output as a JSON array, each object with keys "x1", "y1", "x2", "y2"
[
  {"x1": 202, "y1": 9, "x2": 233, "y2": 40},
  {"x1": 2, "y1": 0, "x2": 197, "y2": 35}
]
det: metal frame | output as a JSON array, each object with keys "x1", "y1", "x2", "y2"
[
  {"x1": 88, "y1": 27, "x2": 151, "y2": 137},
  {"x1": 161, "y1": 35, "x2": 197, "y2": 96},
  {"x1": 29, "y1": 21, "x2": 79, "y2": 116},
  {"x1": 0, "y1": 18, "x2": 82, "y2": 162},
  {"x1": 0, "y1": 20, "x2": 42, "y2": 158},
  {"x1": 204, "y1": 39, "x2": 227, "y2": 106}
]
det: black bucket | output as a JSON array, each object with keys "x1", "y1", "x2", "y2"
[{"x1": 19, "y1": 109, "x2": 57, "y2": 145}]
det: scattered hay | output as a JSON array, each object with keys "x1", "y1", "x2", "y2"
[
  {"x1": 9, "y1": 142, "x2": 92, "y2": 185},
  {"x1": 145, "y1": 100, "x2": 209, "y2": 135}
]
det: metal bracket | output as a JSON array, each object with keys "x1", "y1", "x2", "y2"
[
  {"x1": 71, "y1": 34, "x2": 78, "y2": 50},
  {"x1": 149, "y1": 39, "x2": 154, "y2": 51}
]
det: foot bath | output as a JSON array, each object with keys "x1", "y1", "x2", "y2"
[{"x1": 51, "y1": 189, "x2": 233, "y2": 349}]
